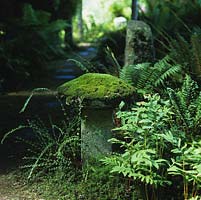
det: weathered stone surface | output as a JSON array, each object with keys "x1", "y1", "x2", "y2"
[
  {"x1": 124, "y1": 20, "x2": 154, "y2": 66},
  {"x1": 81, "y1": 107, "x2": 113, "y2": 161}
]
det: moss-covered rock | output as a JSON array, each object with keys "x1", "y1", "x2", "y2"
[{"x1": 57, "y1": 73, "x2": 134, "y2": 102}]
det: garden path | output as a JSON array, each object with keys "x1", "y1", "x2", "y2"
[
  {"x1": 0, "y1": 172, "x2": 42, "y2": 200},
  {"x1": 0, "y1": 44, "x2": 97, "y2": 199}
]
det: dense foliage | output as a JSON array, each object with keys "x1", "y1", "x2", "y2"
[
  {"x1": 0, "y1": 0, "x2": 80, "y2": 92},
  {"x1": 0, "y1": 4, "x2": 68, "y2": 91},
  {"x1": 102, "y1": 83, "x2": 201, "y2": 199},
  {"x1": 1, "y1": 1, "x2": 201, "y2": 200}
]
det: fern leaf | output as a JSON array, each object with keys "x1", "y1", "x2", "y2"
[
  {"x1": 28, "y1": 142, "x2": 55, "y2": 179},
  {"x1": 43, "y1": 20, "x2": 68, "y2": 33},
  {"x1": 67, "y1": 59, "x2": 89, "y2": 73},
  {"x1": 120, "y1": 63, "x2": 151, "y2": 87},
  {"x1": 20, "y1": 88, "x2": 53, "y2": 113},
  {"x1": 22, "y1": 3, "x2": 51, "y2": 26},
  {"x1": 136, "y1": 66, "x2": 153, "y2": 89},
  {"x1": 167, "y1": 88, "x2": 189, "y2": 128},
  {"x1": 154, "y1": 59, "x2": 181, "y2": 87},
  {"x1": 167, "y1": 75, "x2": 201, "y2": 134},
  {"x1": 105, "y1": 46, "x2": 121, "y2": 76},
  {"x1": 181, "y1": 75, "x2": 198, "y2": 107},
  {"x1": 1, "y1": 125, "x2": 28, "y2": 144},
  {"x1": 121, "y1": 57, "x2": 181, "y2": 90}
]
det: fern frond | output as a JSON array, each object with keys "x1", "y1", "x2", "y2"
[
  {"x1": 28, "y1": 142, "x2": 55, "y2": 179},
  {"x1": 121, "y1": 56, "x2": 181, "y2": 90},
  {"x1": 181, "y1": 75, "x2": 198, "y2": 107},
  {"x1": 1, "y1": 125, "x2": 28, "y2": 144},
  {"x1": 194, "y1": 93, "x2": 201, "y2": 129},
  {"x1": 155, "y1": 65, "x2": 181, "y2": 87},
  {"x1": 119, "y1": 65, "x2": 133, "y2": 84},
  {"x1": 120, "y1": 63, "x2": 151, "y2": 87},
  {"x1": 168, "y1": 75, "x2": 201, "y2": 135},
  {"x1": 20, "y1": 88, "x2": 53, "y2": 113},
  {"x1": 22, "y1": 4, "x2": 51, "y2": 26},
  {"x1": 67, "y1": 59, "x2": 89, "y2": 73},
  {"x1": 43, "y1": 20, "x2": 68, "y2": 33},
  {"x1": 167, "y1": 88, "x2": 190, "y2": 128},
  {"x1": 154, "y1": 56, "x2": 181, "y2": 87},
  {"x1": 104, "y1": 46, "x2": 121, "y2": 76}
]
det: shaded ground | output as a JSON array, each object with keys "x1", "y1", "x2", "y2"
[{"x1": 0, "y1": 172, "x2": 42, "y2": 200}]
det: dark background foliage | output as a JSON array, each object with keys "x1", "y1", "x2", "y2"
[{"x1": 0, "y1": 0, "x2": 80, "y2": 92}]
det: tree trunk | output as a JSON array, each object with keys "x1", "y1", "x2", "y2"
[
  {"x1": 131, "y1": 0, "x2": 138, "y2": 20},
  {"x1": 77, "y1": 0, "x2": 83, "y2": 41},
  {"x1": 65, "y1": 18, "x2": 74, "y2": 47}
]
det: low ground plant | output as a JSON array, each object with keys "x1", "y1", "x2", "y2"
[
  {"x1": 102, "y1": 89, "x2": 201, "y2": 199},
  {"x1": 1, "y1": 89, "x2": 81, "y2": 181}
]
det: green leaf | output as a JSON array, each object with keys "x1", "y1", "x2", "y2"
[{"x1": 119, "y1": 101, "x2": 125, "y2": 110}]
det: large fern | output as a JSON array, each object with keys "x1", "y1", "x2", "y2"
[
  {"x1": 152, "y1": 56, "x2": 181, "y2": 87},
  {"x1": 168, "y1": 75, "x2": 201, "y2": 137},
  {"x1": 120, "y1": 62, "x2": 151, "y2": 86},
  {"x1": 120, "y1": 56, "x2": 181, "y2": 91},
  {"x1": 167, "y1": 29, "x2": 201, "y2": 81}
]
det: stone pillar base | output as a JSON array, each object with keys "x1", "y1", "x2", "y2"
[{"x1": 81, "y1": 107, "x2": 113, "y2": 163}]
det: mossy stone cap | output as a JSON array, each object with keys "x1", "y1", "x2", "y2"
[{"x1": 57, "y1": 73, "x2": 134, "y2": 101}]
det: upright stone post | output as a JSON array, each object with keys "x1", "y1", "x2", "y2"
[
  {"x1": 81, "y1": 106, "x2": 113, "y2": 162},
  {"x1": 124, "y1": 20, "x2": 155, "y2": 66}
]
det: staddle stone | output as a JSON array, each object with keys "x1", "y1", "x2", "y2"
[{"x1": 57, "y1": 73, "x2": 135, "y2": 164}]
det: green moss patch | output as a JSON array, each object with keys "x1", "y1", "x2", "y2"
[{"x1": 57, "y1": 73, "x2": 134, "y2": 101}]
